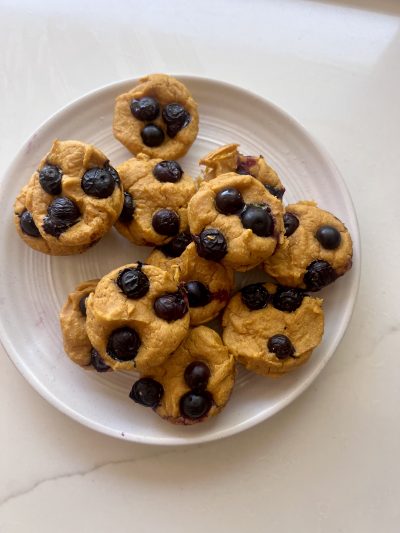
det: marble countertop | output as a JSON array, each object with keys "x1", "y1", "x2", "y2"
[{"x1": 1, "y1": 1, "x2": 399, "y2": 531}]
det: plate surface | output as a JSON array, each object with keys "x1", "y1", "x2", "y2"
[{"x1": 0, "y1": 76, "x2": 360, "y2": 445}]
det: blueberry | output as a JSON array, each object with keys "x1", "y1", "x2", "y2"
[
  {"x1": 20, "y1": 210, "x2": 40, "y2": 237},
  {"x1": 215, "y1": 188, "x2": 244, "y2": 215},
  {"x1": 284, "y1": 212, "x2": 299, "y2": 237},
  {"x1": 194, "y1": 228, "x2": 228, "y2": 262},
  {"x1": 154, "y1": 291, "x2": 188, "y2": 321},
  {"x1": 162, "y1": 103, "x2": 190, "y2": 138},
  {"x1": 265, "y1": 184, "x2": 285, "y2": 200},
  {"x1": 240, "y1": 204, "x2": 274, "y2": 237},
  {"x1": 235, "y1": 165, "x2": 252, "y2": 176},
  {"x1": 119, "y1": 192, "x2": 135, "y2": 223},
  {"x1": 107, "y1": 327, "x2": 141, "y2": 361},
  {"x1": 180, "y1": 391, "x2": 213, "y2": 420},
  {"x1": 241, "y1": 283, "x2": 269, "y2": 310},
  {"x1": 267, "y1": 334, "x2": 295, "y2": 359},
  {"x1": 141, "y1": 124, "x2": 165, "y2": 147},
  {"x1": 316, "y1": 225, "x2": 341, "y2": 250},
  {"x1": 159, "y1": 232, "x2": 192, "y2": 258},
  {"x1": 130, "y1": 96, "x2": 160, "y2": 121},
  {"x1": 116, "y1": 267, "x2": 150, "y2": 299},
  {"x1": 184, "y1": 281, "x2": 211, "y2": 308},
  {"x1": 129, "y1": 377, "x2": 164, "y2": 408},
  {"x1": 79, "y1": 294, "x2": 89, "y2": 317},
  {"x1": 39, "y1": 164, "x2": 62, "y2": 195},
  {"x1": 304, "y1": 260, "x2": 337, "y2": 291},
  {"x1": 152, "y1": 208, "x2": 180, "y2": 236},
  {"x1": 81, "y1": 165, "x2": 118, "y2": 198},
  {"x1": 153, "y1": 160, "x2": 183, "y2": 183},
  {"x1": 184, "y1": 361, "x2": 210, "y2": 391},
  {"x1": 272, "y1": 287, "x2": 304, "y2": 312},
  {"x1": 90, "y1": 348, "x2": 111, "y2": 372},
  {"x1": 43, "y1": 197, "x2": 80, "y2": 237},
  {"x1": 235, "y1": 156, "x2": 257, "y2": 176}
]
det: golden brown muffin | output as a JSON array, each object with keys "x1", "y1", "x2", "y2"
[
  {"x1": 114, "y1": 153, "x2": 196, "y2": 246},
  {"x1": 129, "y1": 326, "x2": 235, "y2": 424},
  {"x1": 222, "y1": 283, "x2": 324, "y2": 376},
  {"x1": 113, "y1": 73, "x2": 199, "y2": 159},
  {"x1": 86, "y1": 263, "x2": 190, "y2": 372},
  {"x1": 188, "y1": 172, "x2": 284, "y2": 271},
  {"x1": 264, "y1": 201, "x2": 353, "y2": 290}
]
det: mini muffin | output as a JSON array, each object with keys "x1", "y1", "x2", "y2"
[
  {"x1": 20, "y1": 140, "x2": 123, "y2": 254},
  {"x1": 200, "y1": 143, "x2": 285, "y2": 199},
  {"x1": 86, "y1": 262, "x2": 190, "y2": 372},
  {"x1": 114, "y1": 154, "x2": 196, "y2": 246},
  {"x1": 129, "y1": 326, "x2": 235, "y2": 425},
  {"x1": 147, "y1": 242, "x2": 234, "y2": 325},
  {"x1": 14, "y1": 176, "x2": 88, "y2": 255},
  {"x1": 222, "y1": 283, "x2": 324, "y2": 376},
  {"x1": 59, "y1": 279, "x2": 111, "y2": 372},
  {"x1": 264, "y1": 201, "x2": 353, "y2": 290},
  {"x1": 113, "y1": 73, "x2": 199, "y2": 160},
  {"x1": 188, "y1": 172, "x2": 284, "y2": 271}
]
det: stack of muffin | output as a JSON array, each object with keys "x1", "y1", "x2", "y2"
[{"x1": 14, "y1": 74, "x2": 353, "y2": 425}]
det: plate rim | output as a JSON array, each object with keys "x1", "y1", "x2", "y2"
[{"x1": 0, "y1": 74, "x2": 361, "y2": 445}]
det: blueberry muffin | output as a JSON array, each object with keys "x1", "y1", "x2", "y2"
[
  {"x1": 114, "y1": 154, "x2": 196, "y2": 246},
  {"x1": 59, "y1": 280, "x2": 111, "y2": 372},
  {"x1": 222, "y1": 283, "x2": 324, "y2": 376},
  {"x1": 113, "y1": 73, "x2": 199, "y2": 160},
  {"x1": 264, "y1": 201, "x2": 353, "y2": 290},
  {"x1": 86, "y1": 262, "x2": 190, "y2": 372},
  {"x1": 200, "y1": 143, "x2": 285, "y2": 199},
  {"x1": 129, "y1": 326, "x2": 235, "y2": 425},
  {"x1": 188, "y1": 172, "x2": 284, "y2": 271},
  {"x1": 14, "y1": 176, "x2": 88, "y2": 255},
  {"x1": 21, "y1": 140, "x2": 123, "y2": 254},
  {"x1": 147, "y1": 242, "x2": 234, "y2": 325}
]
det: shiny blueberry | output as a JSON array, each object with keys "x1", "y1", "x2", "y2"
[
  {"x1": 180, "y1": 391, "x2": 213, "y2": 420},
  {"x1": 304, "y1": 260, "x2": 337, "y2": 291},
  {"x1": 240, "y1": 204, "x2": 274, "y2": 237},
  {"x1": 267, "y1": 334, "x2": 295, "y2": 359},
  {"x1": 116, "y1": 266, "x2": 150, "y2": 299},
  {"x1": 215, "y1": 187, "x2": 244, "y2": 215},
  {"x1": 152, "y1": 208, "x2": 180, "y2": 236},
  {"x1": 20, "y1": 210, "x2": 40, "y2": 237},
  {"x1": 159, "y1": 232, "x2": 192, "y2": 258},
  {"x1": 241, "y1": 283, "x2": 269, "y2": 310},
  {"x1": 39, "y1": 164, "x2": 62, "y2": 195},
  {"x1": 107, "y1": 327, "x2": 141, "y2": 361},
  {"x1": 184, "y1": 281, "x2": 211, "y2": 308},
  {"x1": 154, "y1": 291, "x2": 188, "y2": 321},
  {"x1": 153, "y1": 160, "x2": 183, "y2": 183},
  {"x1": 79, "y1": 294, "x2": 89, "y2": 317},
  {"x1": 316, "y1": 225, "x2": 341, "y2": 250},
  {"x1": 90, "y1": 348, "x2": 111, "y2": 372},
  {"x1": 141, "y1": 124, "x2": 165, "y2": 147},
  {"x1": 265, "y1": 184, "x2": 285, "y2": 200},
  {"x1": 284, "y1": 212, "x2": 299, "y2": 237},
  {"x1": 43, "y1": 197, "x2": 80, "y2": 237},
  {"x1": 119, "y1": 192, "x2": 135, "y2": 223},
  {"x1": 162, "y1": 103, "x2": 190, "y2": 138},
  {"x1": 129, "y1": 377, "x2": 164, "y2": 408},
  {"x1": 272, "y1": 287, "x2": 304, "y2": 312},
  {"x1": 130, "y1": 96, "x2": 160, "y2": 121},
  {"x1": 81, "y1": 165, "x2": 118, "y2": 198},
  {"x1": 184, "y1": 361, "x2": 211, "y2": 391},
  {"x1": 194, "y1": 228, "x2": 228, "y2": 261}
]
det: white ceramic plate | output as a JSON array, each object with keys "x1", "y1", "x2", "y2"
[{"x1": 0, "y1": 76, "x2": 360, "y2": 445}]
